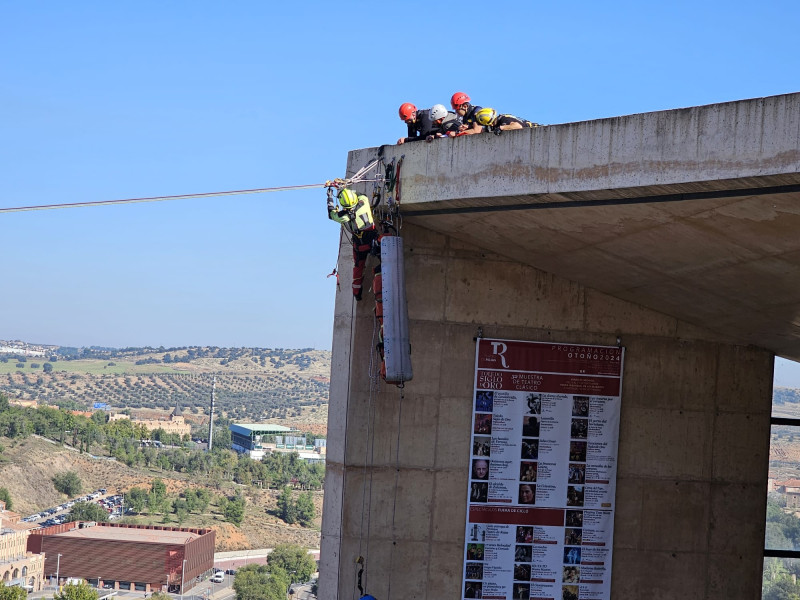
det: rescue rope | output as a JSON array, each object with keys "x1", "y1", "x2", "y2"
[
  {"x1": 357, "y1": 313, "x2": 382, "y2": 596},
  {"x1": 2, "y1": 175, "x2": 385, "y2": 215},
  {"x1": 386, "y1": 386, "x2": 404, "y2": 600}
]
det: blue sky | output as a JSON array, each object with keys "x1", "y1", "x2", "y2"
[{"x1": 2, "y1": 1, "x2": 800, "y2": 381}]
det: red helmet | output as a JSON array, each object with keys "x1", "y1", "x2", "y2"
[
  {"x1": 398, "y1": 103, "x2": 417, "y2": 122},
  {"x1": 451, "y1": 91, "x2": 470, "y2": 109}
]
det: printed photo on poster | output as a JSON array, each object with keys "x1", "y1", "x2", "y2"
[
  {"x1": 525, "y1": 393, "x2": 542, "y2": 414},
  {"x1": 520, "y1": 462, "x2": 537, "y2": 482},
  {"x1": 572, "y1": 396, "x2": 589, "y2": 417},
  {"x1": 521, "y1": 439, "x2": 539, "y2": 460},
  {"x1": 465, "y1": 563, "x2": 484, "y2": 580},
  {"x1": 569, "y1": 441, "x2": 586, "y2": 462},
  {"x1": 563, "y1": 547, "x2": 581, "y2": 565},
  {"x1": 474, "y1": 414, "x2": 492, "y2": 435},
  {"x1": 567, "y1": 463, "x2": 585, "y2": 484},
  {"x1": 566, "y1": 485, "x2": 584, "y2": 507},
  {"x1": 516, "y1": 526, "x2": 533, "y2": 543},
  {"x1": 472, "y1": 459, "x2": 489, "y2": 480},
  {"x1": 466, "y1": 544, "x2": 485, "y2": 561},
  {"x1": 565, "y1": 510, "x2": 583, "y2": 527},
  {"x1": 570, "y1": 418, "x2": 587, "y2": 439},
  {"x1": 515, "y1": 545, "x2": 532, "y2": 562},
  {"x1": 513, "y1": 583, "x2": 530, "y2": 600},
  {"x1": 564, "y1": 528, "x2": 582, "y2": 545},
  {"x1": 563, "y1": 566, "x2": 580, "y2": 584},
  {"x1": 522, "y1": 415, "x2": 541, "y2": 437},
  {"x1": 518, "y1": 484, "x2": 536, "y2": 505},
  {"x1": 473, "y1": 436, "x2": 491, "y2": 457},
  {"x1": 464, "y1": 582, "x2": 482, "y2": 598},
  {"x1": 470, "y1": 482, "x2": 488, "y2": 503},
  {"x1": 476, "y1": 391, "x2": 494, "y2": 412},
  {"x1": 513, "y1": 563, "x2": 531, "y2": 581}
]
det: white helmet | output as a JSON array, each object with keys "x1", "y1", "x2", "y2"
[{"x1": 430, "y1": 104, "x2": 448, "y2": 121}]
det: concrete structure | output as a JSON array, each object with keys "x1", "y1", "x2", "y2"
[
  {"x1": 28, "y1": 522, "x2": 215, "y2": 592},
  {"x1": 321, "y1": 93, "x2": 800, "y2": 600},
  {"x1": 773, "y1": 479, "x2": 800, "y2": 509},
  {"x1": 110, "y1": 405, "x2": 192, "y2": 437},
  {"x1": 0, "y1": 502, "x2": 44, "y2": 591}
]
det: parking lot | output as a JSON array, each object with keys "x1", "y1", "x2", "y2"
[{"x1": 21, "y1": 488, "x2": 126, "y2": 527}]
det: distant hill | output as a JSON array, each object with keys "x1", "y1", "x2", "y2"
[{"x1": 0, "y1": 344, "x2": 330, "y2": 427}]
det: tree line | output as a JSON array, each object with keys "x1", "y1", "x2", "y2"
[
  {"x1": 764, "y1": 494, "x2": 800, "y2": 599},
  {"x1": 0, "y1": 392, "x2": 325, "y2": 493}
]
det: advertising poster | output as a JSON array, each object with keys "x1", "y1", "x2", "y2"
[{"x1": 463, "y1": 339, "x2": 625, "y2": 600}]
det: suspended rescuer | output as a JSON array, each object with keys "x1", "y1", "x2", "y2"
[
  {"x1": 448, "y1": 91, "x2": 484, "y2": 136},
  {"x1": 397, "y1": 102, "x2": 436, "y2": 144},
  {"x1": 327, "y1": 187, "x2": 378, "y2": 301},
  {"x1": 474, "y1": 107, "x2": 540, "y2": 134},
  {"x1": 426, "y1": 104, "x2": 461, "y2": 140}
]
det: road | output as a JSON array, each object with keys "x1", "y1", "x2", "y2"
[{"x1": 29, "y1": 578, "x2": 235, "y2": 600}]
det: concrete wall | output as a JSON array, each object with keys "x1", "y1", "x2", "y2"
[
  {"x1": 320, "y1": 217, "x2": 774, "y2": 600},
  {"x1": 401, "y1": 92, "x2": 800, "y2": 208}
]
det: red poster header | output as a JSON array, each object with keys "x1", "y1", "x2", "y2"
[
  {"x1": 469, "y1": 505, "x2": 564, "y2": 526},
  {"x1": 477, "y1": 339, "x2": 622, "y2": 377}
]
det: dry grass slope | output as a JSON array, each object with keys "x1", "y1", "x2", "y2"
[{"x1": 0, "y1": 436, "x2": 322, "y2": 550}]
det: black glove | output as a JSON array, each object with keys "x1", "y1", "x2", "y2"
[
  {"x1": 493, "y1": 128, "x2": 503, "y2": 136},
  {"x1": 370, "y1": 239, "x2": 381, "y2": 256}
]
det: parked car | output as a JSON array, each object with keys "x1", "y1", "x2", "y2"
[{"x1": 210, "y1": 572, "x2": 224, "y2": 583}]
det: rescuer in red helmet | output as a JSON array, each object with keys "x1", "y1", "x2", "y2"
[
  {"x1": 449, "y1": 92, "x2": 484, "y2": 136},
  {"x1": 397, "y1": 102, "x2": 437, "y2": 144}
]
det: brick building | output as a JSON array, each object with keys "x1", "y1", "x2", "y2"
[
  {"x1": 27, "y1": 522, "x2": 215, "y2": 592},
  {"x1": 109, "y1": 405, "x2": 192, "y2": 438},
  {"x1": 0, "y1": 501, "x2": 44, "y2": 591}
]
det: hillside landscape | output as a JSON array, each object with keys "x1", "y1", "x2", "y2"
[
  {"x1": 0, "y1": 435, "x2": 322, "y2": 550},
  {"x1": 0, "y1": 343, "x2": 330, "y2": 432},
  {"x1": 0, "y1": 341, "x2": 331, "y2": 552}
]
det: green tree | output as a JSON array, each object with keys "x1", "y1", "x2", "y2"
[
  {"x1": 151, "y1": 477, "x2": 167, "y2": 497},
  {"x1": 42, "y1": 362, "x2": 53, "y2": 373},
  {"x1": 763, "y1": 577, "x2": 800, "y2": 600},
  {"x1": 150, "y1": 477, "x2": 167, "y2": 507},
  {"x1": 277, "y1": 486, "x2": 296, "y2": 524},
  {"x1": 0, "y1": 583, "x2": 27, "y2": 600},
  {"x1": 213, "y1": 426, "x2": 233, "y2": 450},
  {"x1": 267, "y1": 544, "x2": 316, "y2": 584},
  {"x1": 295, "y1": 492, "x2": 315, "y2": 527},
  {"x1": 127, "y1": 487, "x2": 148, "y2": 514},
  {"x1": 0, "y1": 488, "x2": 13, "y2": 510},
  {"x1": 233, "y1": 565, "x2": 288, "y2": 600},
  {"x1": 224, "y1": 493, "x2": 246, "y2": 526},
  {"x1": 65, "y1": 501, "x2": 110, "y2": 523},
  {"x1": 52, "y1": 471, "x2": 82, "y2": 496},
  {"x1": 53, "y1": 583, "x2": 99, "y2": 600}
]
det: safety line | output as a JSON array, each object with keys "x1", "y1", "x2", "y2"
[{"x1": 0, "y1": 179, "x2": 384, "y2": 214}]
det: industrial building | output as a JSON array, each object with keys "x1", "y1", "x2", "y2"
[
  {"x1": 230, "y1": 423, "x2": 326, "y2": 463},
  {"x1": 27, "y1": 522, "x2": 215, "y2": 592},
  {"x1": 230, "y1": 423, "x2": 294, "y2": 458}
]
